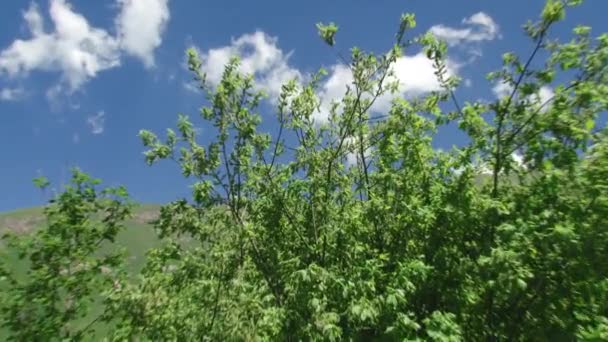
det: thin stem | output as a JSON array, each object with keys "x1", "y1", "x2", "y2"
[{"x1": 493, "y1": 28, "x2": 547, "y2": 197}]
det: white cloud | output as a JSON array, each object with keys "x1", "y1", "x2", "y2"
[
  {"x1": 467, "y1": 152, "x2": 527, "y2": 175},
  {"x1": 344, "y1": 136, "x2": 358, "y2": 167},
  {"x1": 537, "y1": 86, "x2": 554, "y2": 105},
  {"x1": 191, "y1": 31, "x2": 458, "y2": 124},
  {"x1": 492, "y1": 81, "x2": 513, "y2": 98},
  {"x1": 511, "y1": 152, "x2": 524, "y2": 167},
  {"x1": 195, "y1": 31, "x2": 302, "y2": 100},
  {"x1": 392, "y1": 54, "x2": 457, "y2": 94},
  {"x1": 429, "y1": 12, "x2": 500, "y2": 47},
  {"x1": 492, "y1": 82, "x2": 554, "y2": 112},
  {"x1": 23, "y1": 2, "x2": 44, "y2": 36},
  {"x1": 314, "y1": 53, "x2": 459, "y2": 122},
  {"x1": 115, "y1": 0, "x2": 170, "y2": 68},
  {"x1": 183, "y1": 81, "x2": 199, "y2": 93},
  {"x1": 167, "y1": 71, "x2": 176, "y2": 82},
  {"x1": 530, "y1": 86, "x2": 555, "y2": 113},
  {"x1": 343, "y1": 134, "x2": 373, "y2": 167},
  {"x1": 87, "y1": 110, "x2": 105, "y2": 134},
  {"x1": 0, "y1": 0, "x2": 170, "y2": 95},
  {"x1": 0, "y1": 1, "x2": 121, "y2": 92},
  {"x1": 314, "y1": 64, "x2": 352, "y2": 122},
  {"x1": 0, "y1": 87, "x2": 25, "y2": 101}
]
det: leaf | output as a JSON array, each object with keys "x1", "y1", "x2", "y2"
[
  {"x1": 541, "y1": 0, "x2": 565, "y2": 24},
  {"x1": 316, "y1": 22, "x2": 338, "y2": 46},
  {"x1": 33, "y1": 176, "x2": 50, "y2": 190}
]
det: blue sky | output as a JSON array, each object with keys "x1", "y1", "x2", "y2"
[{"x1": 0, "y1": 0, "x2": 606, "y2": 212}]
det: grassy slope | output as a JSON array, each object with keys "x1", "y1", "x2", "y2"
[
  {"x1": 0, "y1": 203, "x2": 162, "y2": 253},
  {"x1": 0, "y1": 204, "x2": 164, "y2": 339}
]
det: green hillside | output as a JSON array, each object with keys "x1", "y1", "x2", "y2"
[
  {"x1": 0, "y1": 204, "x2": 162, "y2": 272},
  {"x1": 0, "y1": 204, "x2": 164, "y2": 339}
]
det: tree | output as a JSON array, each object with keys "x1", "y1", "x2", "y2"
[
  {"x1": 109, "y1": 0, "x2": 608, "y2": 339},
  {"x1": 2, "y1": 0, "x2": 608, "y2": 340},
  {"x1": 0, "y1": 170, "x2": 134, "y2": 341}
]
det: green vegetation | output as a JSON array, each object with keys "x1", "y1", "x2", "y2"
[
  {"x1": 2, "y1": 0, "x2": 608, "y2": 340},
  {"x1": 0, "y1": 204, "x2": 161, "y2": 272}
]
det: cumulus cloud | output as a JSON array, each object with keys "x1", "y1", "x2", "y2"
[
  {"x1": 429, "y1": 12, "x2": 500, "y2": 47},
  {"x1": 313, "y1": 64, "x2": 352, "y2": 122},
  {"x1": 391, "y1": 54, "x2": 457, "y2": 94},
  {"x1": 314, "y1": 53, "x2": 459, "y2": 122},
  {"x1": 115, "y1": 0, "x2": 170, "y2": 67},
  {"x1": 0, "y1": 1, "x2": 120, "y2": 92},
  {"x1": 194, "y1": 31, "x2": 302, "y2": 100},
  {"x1": 87, "y1": 110, "x2": 105, "y2": 134},
  {"x1": 0, "y1": 0, "x2": 170, "y2": 95},
  {"x1": 190, "y1": 30, "x2": 460, "y2": 124}
]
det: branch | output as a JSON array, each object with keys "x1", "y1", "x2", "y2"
[
  {"x1": 206, "y1": 262, "x2": 226, "y2": 333},
  {"x1": 493, "y1": 28, "x2": 548, "y2": 197},
  {"x1": 268, "y1": 110, "x2": 286, "y2": 175}
]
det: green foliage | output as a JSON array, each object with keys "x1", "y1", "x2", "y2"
[
  {"x1": 2, "y1": 0, "x2": 608, "y2": 340},
  {"x1": 316, "y1": 22, "x2": 339, "y2": 46},
  {"x1": 0, "y1": 169, "x2": 134, "y2": 340},
  {"x1": 32, "y1": 176, "x2": 50, "y2": 190}
]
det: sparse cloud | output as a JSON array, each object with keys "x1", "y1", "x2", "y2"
[
  {"x1": 492, "y1": 82, "x2": 554, "y2": 112},
  {"x1": 167, "y1": 70, "x2": 176, "y2": 83},
  {"x1": 87, "y1": 111, "x2": 105, "y2": 134},
  {"x1": 0, "y1": 0, "x2": 170, "y2": 96},
  {"x1": 183, "y1": 81, "x2": 199, "y2": 93},
  {"x1": 428, "y1": 12, "x2": 500, "y2": 64},
  {"x1": 343, "y1": 134, "x2": 373, "y2": 168},
  {"x1": 429, "y1": 12, "x2": 500, "y2": 47},
  {"x1": 492, "y1": 81, "x2": 513, "y2": 98},
  {"x1": 474, "y1": 151, "x2": 526, "y2": 174},
  {"x1": 512, "y1": 152, "x2": 524, "y2": 167},
  {"x1": 0, "y1": 87, "x2": 25, "y2": 101},
  {"x1": 537, "y1": 86, "x2": 554, "y2": 106}
]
